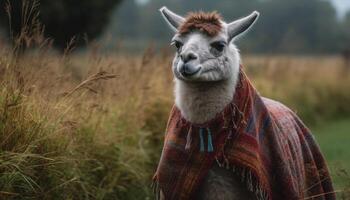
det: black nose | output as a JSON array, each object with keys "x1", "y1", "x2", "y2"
[{"x1": 180, "y1": 52, "x2": 198, "y2": 63}]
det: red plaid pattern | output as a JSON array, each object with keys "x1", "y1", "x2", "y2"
[{"x1": 153, "y1": 68, "x2": 335, "y2": 200}]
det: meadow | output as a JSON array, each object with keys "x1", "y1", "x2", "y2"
[{"x1": 0, "y1": 43, "x2": 350, "y2": 199}]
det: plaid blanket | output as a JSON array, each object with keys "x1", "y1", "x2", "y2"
[{"x1": 153, "y1": 68, "x2": 335, "y2": 200}]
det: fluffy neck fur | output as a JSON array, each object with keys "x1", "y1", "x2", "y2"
[{"x1": 174, "y1": 78, "x2": 236, "y2": 124}]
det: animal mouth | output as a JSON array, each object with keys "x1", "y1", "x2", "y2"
[
  {"x1": 179, "y1": 64, "x2": 202, "y2": 77},
  {"x1": 201, "y1": 68, "x2": 216, "y2": 74},
  {"x1": 182, "y1": 67, "x2": 201, "y2": 76},
  {"x1": 199, "y1": 58, "x2": 220, "y2": 74}
]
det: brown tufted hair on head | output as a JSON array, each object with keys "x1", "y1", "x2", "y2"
[{"x1": 178, "y1": 11, "x2": 223, "y2": 37}]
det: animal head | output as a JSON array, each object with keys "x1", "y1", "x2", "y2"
[{"x1": 160, "y1": 7, "x2": 259, "y2": 82}]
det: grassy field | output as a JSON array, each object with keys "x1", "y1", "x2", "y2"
[
  {"x1": 0, "y1": 41, "x2": 350, "y2": 199},
  {"x1": 313, "y1": 118, "x2": 350, "y2": 198}
]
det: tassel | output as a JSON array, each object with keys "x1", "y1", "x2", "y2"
[
  {"x1": 185, "y1": 126, "x2": 193, "y2": 150},
  {"x1": 228, "y1": 129, "x2": 233, "y2": 139},
  {"x1": 199, "y1": 128, "x2": 205, "y2": 152},
  {"x1": 207, "y1": 128, "x2": 214, "y2": 152}
]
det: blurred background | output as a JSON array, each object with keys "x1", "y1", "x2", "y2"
[
  {"x1": 107, "y1": 0, "x2": 350, "y2": 53},
  {"x1": 0, "y1": 0, "x2": 350, "y2": 53},
  {"x1": 0, "y1": 0, "x2": 349, "y2": 199}
]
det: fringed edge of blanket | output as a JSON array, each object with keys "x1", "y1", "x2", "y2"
[
  {"x1": 151, "y1": 165, "x2": 271, "y2": 200},
  {"x1": 151, "y1": 176, "x2": 161, "y2": 200},
  {"x1": 216, "y1": 159, "x2": 271, "y2": 200}
]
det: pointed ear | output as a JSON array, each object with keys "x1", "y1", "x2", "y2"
[
  {"x1": 159, "y1": 6, "x2": 185, "y2": 32},
  {"x1": 227, "y1": 11, "x2": 259, "y2": 41}
]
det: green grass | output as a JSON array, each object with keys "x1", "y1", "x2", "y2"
[
  {"x1": 312, "y1": 118, "x2": 350, "y2": 196},
  {"x1": 1, "y1": 45, "x2": 350, "y2": 199}
]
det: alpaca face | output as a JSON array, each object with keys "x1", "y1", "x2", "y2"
[
  {"x1": 160, "y1": 7, "x2": 259, "y2": 82},
  {"x1": 170, "y1": 28, "x2": 235, "y2": 82}
]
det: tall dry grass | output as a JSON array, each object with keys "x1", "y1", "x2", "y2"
[
  {"x1": 1, "y1": 42, "x2": 350, "y2": 199},
  {"x1": 244, "y1": 55, "x2": 350, "y2": 123},
  {"x1": 0, "y1": 32, "x2": 178, "y2": 198},
  {"x1": 0, "y1": 1, "x2": 348, "y2": 199}
]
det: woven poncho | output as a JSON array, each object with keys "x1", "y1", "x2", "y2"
[{"x1": 153, "y1": 68, "x2": 335, "y2": 200}]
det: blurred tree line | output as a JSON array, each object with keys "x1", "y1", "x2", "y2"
[
  {"x1": 0, "y1": 0, "x2": 349, "y2": 54},
  {"x1": 0, "y1": 0, "x2": 122, "y2": 49},
  {"x1": 109, "y1": 0, "x2": 350, "y2": 54}
]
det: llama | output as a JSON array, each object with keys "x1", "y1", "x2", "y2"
[{"x1": 153, "y1": 7, "x2": 335, "y2": 200}]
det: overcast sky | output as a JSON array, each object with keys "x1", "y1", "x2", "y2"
[
  {"x1": 331, "y1": 0, "x2": 350, "y2": 18},
  {"x1": 135, "y1": 0, "x2": 350, "y2": 18}
]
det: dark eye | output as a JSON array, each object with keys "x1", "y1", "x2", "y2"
[
  {"x1": 210, "y1": 41, "x2": 226, "y2": 53},
  {"x1": 171, "y1": 40, "x2": 183, "y2": 51}
]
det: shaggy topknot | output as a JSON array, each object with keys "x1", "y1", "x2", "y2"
[{"x1": 179, "y1": 11, "x2": 222, "y2": 37}]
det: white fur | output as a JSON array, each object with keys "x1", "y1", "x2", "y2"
[
  {"x1": 159, "y1": 7, "x2": 185, "y2": 32},
  {"x1": 159, "y1": 7, "x2": 259, "y2": 199},
  {"x1": 174, "y1": 42, "x2": 241, "y2": 124}
]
